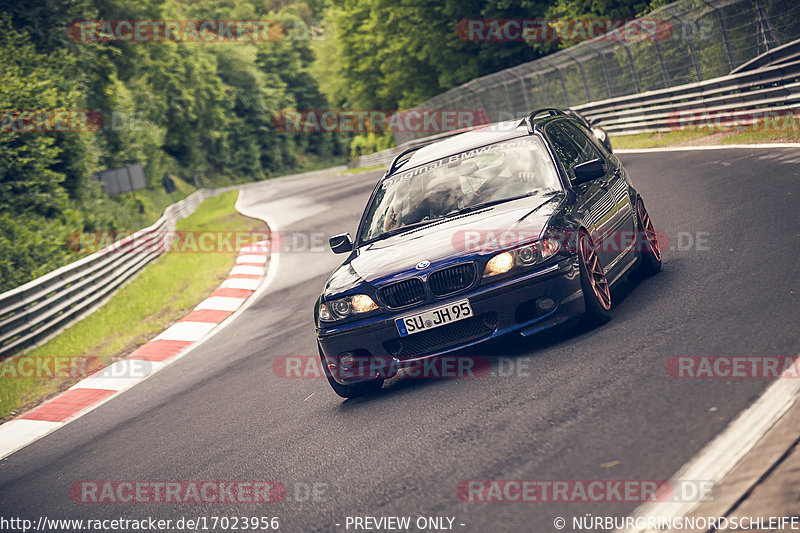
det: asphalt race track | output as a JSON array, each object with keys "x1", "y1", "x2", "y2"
[{"x1": 1, "y1": 148, "x2": 799, "y2": 532}]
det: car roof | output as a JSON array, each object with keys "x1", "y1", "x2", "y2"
[
  {"x1": 396, "y1": 119, "x2": 525, "y2": 171},
  {"x1": 388, "y1": 115, "x2": 566, "y2": 177}
]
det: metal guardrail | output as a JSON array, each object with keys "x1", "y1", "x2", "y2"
[
  {"x1": 394, "y1": 0, "x2": 800, "y2": 145},
  {"x1": 0, "y1": 190, "x2": 212, "y2": 360},
  {"x1": 350, "y1": 39, "x2": 800, "y2": 168},
  {"x1": 575, "y1": 54, "x2": 800, "y2": 134}
]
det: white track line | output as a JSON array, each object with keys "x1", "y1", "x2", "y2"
[
  {"x1": 220, "y1": 278, "x2": 262, "y2": 290},
  {"x1": 615, "y1": 143, "x2": 800, "y2": 153},
  {"x1": 0, "y1": 420, "x2": 62, "y2": 458},
  {"x1": 195, "y1": 296, "x2": 247, "y2": 311},
  {"x1": 617, "y1": 355, "x2": 800, "y2": 532},
  {"x1": 230, "y1": 265, "x2": 265, "y2": 276},
  {"x1": 155, "y1": 321, "x2": 217, "y2": 342},
  {"x1": 236, "y1": 254, "x2": 267, "y2": 264},
  {"x1": 69, "y1": 361, "x2": 165, "y2": 392}
]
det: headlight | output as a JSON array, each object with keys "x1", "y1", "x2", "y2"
[
  {"x1": 351, "y1": 294, "x2": 378, "y2": 314},
  {"x1": 592, "y1": 127, "x2": 607, "y2": 142},
  {"x1": 482, "y1": 238, "x2": 561, "y2": 278},
  {"x1": 319, "y1": 294, "x2": 378, "y2": 322},
  {"x1": 484, "y1": 252, "x2": 514, "y2": 276}
]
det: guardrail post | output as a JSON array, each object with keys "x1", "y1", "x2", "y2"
[
  {"x1": 539, "y1": 56, "x2": 571, "y2": 106},
  {"x1": 512, "y1": 72, "x2": 532, "y2": 112},
  {"x1": 622, "y1": 43, "x2": 642, "y2": 94},
  {"x1": 755, "y1": 0, "x2": 781, "y2": 49},
  {"x1": 651, "y1": 32, "x2": 670, "y2": 89},
  {"x1": 565, "y1": 50, "x2": 592, "y2": 103},
  {"x1": 664, "y1": 5, "x2": 703, "y2": 82},
  {"x1": 702, "y1": 0, "x2": 735, "y2": 71},
  {"x1": 584, "y1": 41, "x2": 615, "y2": 99}
]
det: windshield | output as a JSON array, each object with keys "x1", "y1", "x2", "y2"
[{"x1": 359, "y1": 137, "x2": 560, "y2": 243}]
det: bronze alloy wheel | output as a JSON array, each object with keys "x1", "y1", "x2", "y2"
[
  {"x1": 579, "y1": 234, "x2": 611, "y2": 311},
  {"x1": 637, "y1": 198, "x2": 661, "y2": 262}
]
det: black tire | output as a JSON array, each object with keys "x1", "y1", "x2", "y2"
[
  {"x1": 578, "y1": 231, "x2": 612, "y2": 327},
  {"x1": 318, "y1": 343, "x2": 384, "y2": 399},
  {"x1": 634, "y1": 197, "x2": 662, "y2": 277}
]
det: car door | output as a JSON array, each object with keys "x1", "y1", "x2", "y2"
[
  {"x1": 545, "y1": 120, "x2": 630, "y2": 268},
  {"x1": 561, "y1": 120, "x2": 635, "y2": 267}
]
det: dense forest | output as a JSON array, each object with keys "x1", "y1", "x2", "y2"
[{"x1": 0, "y1": 0, "x2": 665, "y2": 291}]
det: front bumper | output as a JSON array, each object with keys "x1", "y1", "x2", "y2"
[{"x1": 317, "y1": 255, "x2": 584, "y2": 385}]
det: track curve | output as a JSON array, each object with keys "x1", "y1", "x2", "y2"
[{"x1": 1, "y1": 147, "x2": 799, "y2": 532}]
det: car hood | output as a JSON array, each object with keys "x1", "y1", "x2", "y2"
[{"x1": 324, "y1": 193, "x2": 563, "y2": 297}]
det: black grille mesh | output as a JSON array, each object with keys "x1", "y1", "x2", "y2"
[
  {"x1": 379, "y1": 278, "x2": 426, "y2": 308},
  {"x1": 428, "y1": 263, "x2": 475, "y2": 296},
  {"x1": 384, "y1": 312, "x2": 497, "y2": 359}
]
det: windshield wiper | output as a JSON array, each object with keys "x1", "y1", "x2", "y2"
[
  {"x1": 455, "y1": 192, "x2": 537, "y2": 215},
  {"x1": 368, "y1": 220, "x2": 439, "y2": 243},
  {"x1": 362, "y1": 191, "x2": 556, "y2": 246}
]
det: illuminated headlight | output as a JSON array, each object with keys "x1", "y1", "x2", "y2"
[
  {"x1": 484, "y1": 252, "x2": 514, "y2": 276},
  {"x1": 320, "y1": 294, "x2": 378, "y2": 322},
  {"x1": 592, "y1": 127, "x2": 607, "y2": 142},
  {"x1": 482, "y1": 238, "x2": 561, "y2": 278},
  {"x1": 351, "y1": 294, "x2": 379, "y2": 313}
]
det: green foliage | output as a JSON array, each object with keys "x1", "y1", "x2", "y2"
[
  {"x1": 349, "y1": 131, "x2": 394, "y2": 159},
  {"x1": 315, "y1": 0, "x2": 668, "y2": 111},
  {"x1": 0, "y1": 0, "x2": 671, "y2": 293},
  {"x1": 0, "y1": 0, "x2": 346, "y2": 291}
]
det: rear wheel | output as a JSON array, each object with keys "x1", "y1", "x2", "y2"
[
  {"x1": 318, "y1": 343, "x2": 384, "y2": 398},
  {"x1": 634, "y1": 197, "x2": 662, "y2": 277},
  {"x1": 578, "y1": 231, "x2": 612, "y2": 327}
]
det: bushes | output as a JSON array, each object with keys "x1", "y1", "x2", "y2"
[
  {"x1": 349, "y1": 132, "x2": 395, "y2": 159},
  {"x1": 0, "y1": 2, "x2": 348, "y2": 292}
]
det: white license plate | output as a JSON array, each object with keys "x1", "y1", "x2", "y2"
[{"x1": 395, "y1": 299, "x2": 473, "y2": 337}]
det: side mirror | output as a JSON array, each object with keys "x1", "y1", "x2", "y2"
[
  {"x1": 329, "y1": 233, "x2": 354, "y2": 254},
  {"x1": 572, "y1": 158, "x2": 607, "y2": 185},
  {"x1": 588, "y1": 117, "x2": 600, "y2": 126}
]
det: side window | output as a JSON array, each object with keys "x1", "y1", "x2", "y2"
[
  {"x1": 560, "y1": 121, "x2": 603, "y2": 164},
  {"x1": 546, "y1": 123, "x2": 581, "y2": 180},
  {"x1": 571, "y1": 121, "x2": 611, "y2": 158}
]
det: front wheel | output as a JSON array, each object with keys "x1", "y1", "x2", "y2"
[
  {"x1": 318, "y1": 343, "x2": 384, "y2": 398},
  {"x1": 578, "y1": 231, "x2": 612, "y2": 327},
  {"x1": 634, "y1": 197, "x2": 662, "y2": 277}
]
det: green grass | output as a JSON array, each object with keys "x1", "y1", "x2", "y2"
[
  {"x1": 611, "y1": 120, "x2": 800, "y2": 149},
  {"x1": 610, "y1": 129, "x2": 713, "y2": 149},
  {"x1": 0, "y1": 191, "x2": 267, "y2": 421},
  {"x1": 343, "y1": 165, "x2": 386, "y2": 174}
]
